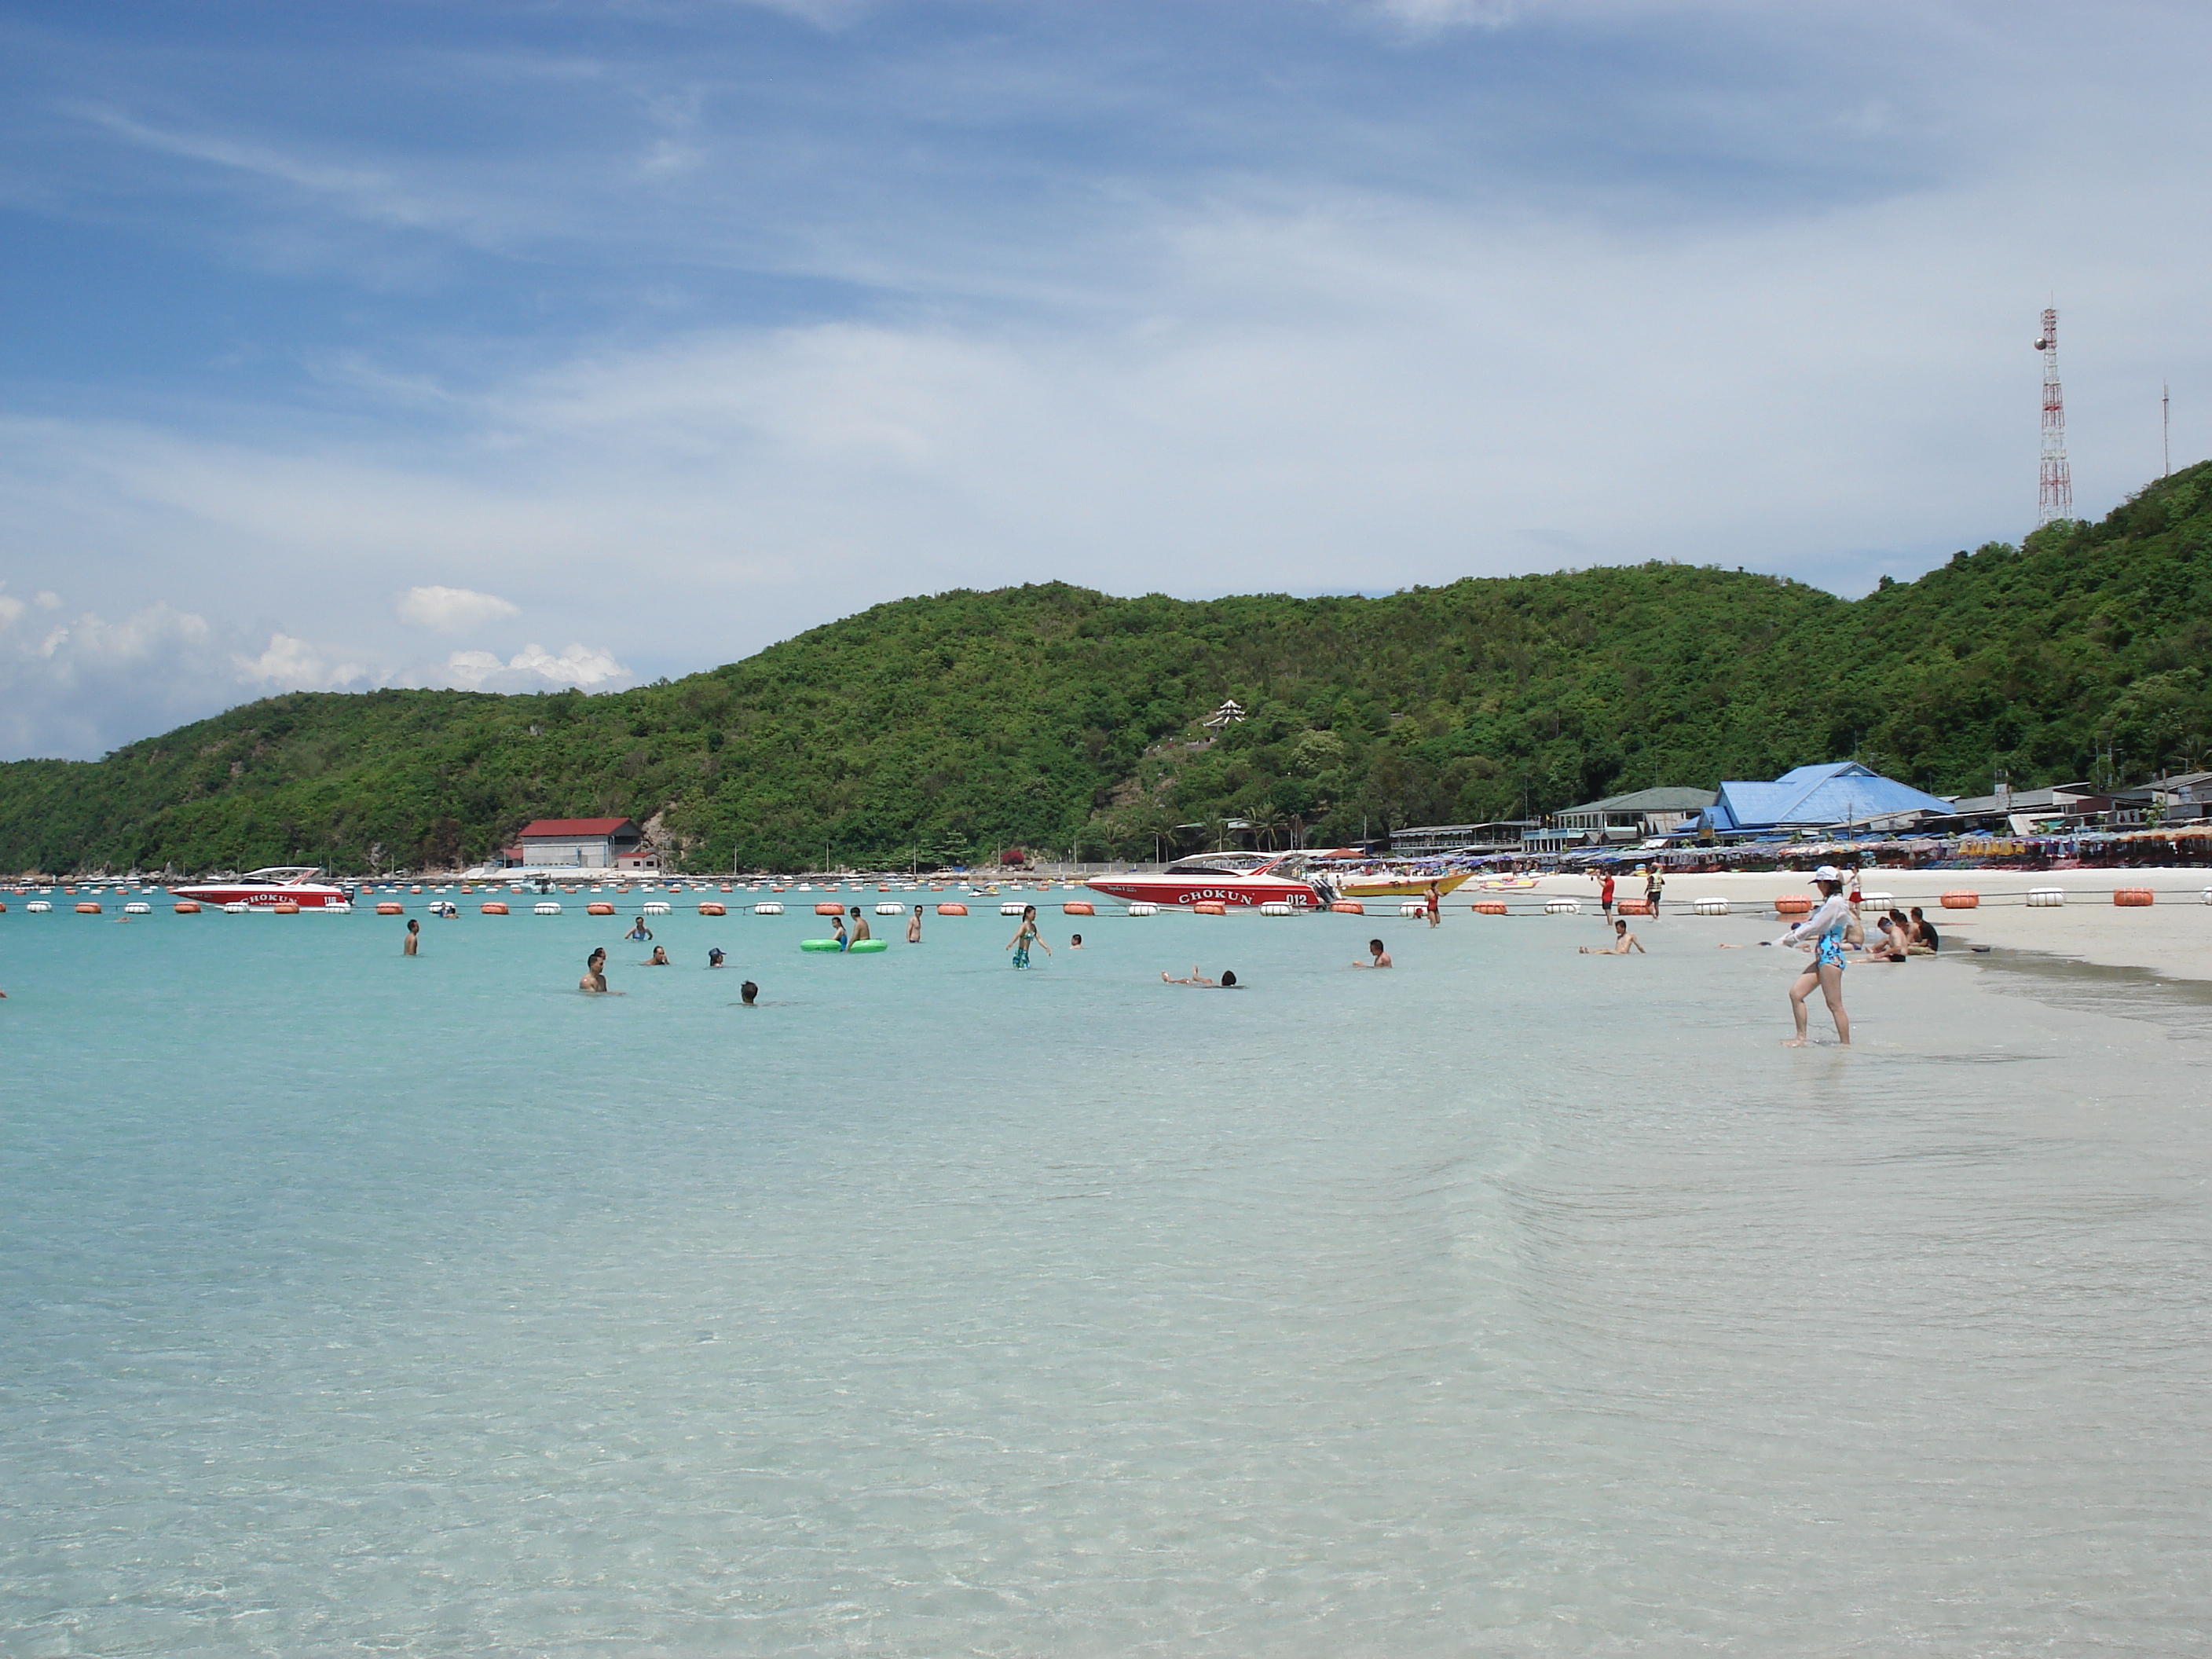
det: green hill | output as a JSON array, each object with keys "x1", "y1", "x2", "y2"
[{"x1": 5, "y1": 463, "x2": 2210, "y2": 875}]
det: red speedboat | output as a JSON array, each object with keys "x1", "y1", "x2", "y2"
[
  {"x1": 1085, "y1": 852, "x2": 1325, "y2": 910},
  {"x1": 173, "y1": 866, "x2": 356, "y2": 909}
]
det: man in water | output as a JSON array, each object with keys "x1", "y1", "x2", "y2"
[
  {"x1": 580, "y1": 948, "x2": 611, "y2": 994},
  {"x1": 1351, "y1": 938, "x2": 1392, "y2": 968},
  {"x1": 1580, "y1": 919, "x2": 1646, "y2": 955},
  {"x1": 849, "y1": 906, "x2": 872, "y2": 943},
  {"x1": 1644, "y1": 865, "x2": 1664, "y2": 919},
  {"x1": 402, "y1": 917, "x2": 420, "y2": 956},
  {"x1": 1068, "y1": 933, "x2": 1083, "y2": 949},
  {"x1": 740, "y1": 980, "x2": 759, "y2": 1005},
  {"x1": 708, "y1": 947, "x2": 725, "y2": 968},
  {"x1": 644, "y1": 946, "x2": 671, "y2": 965},
  {"x1": 906, "y1": 906, "x2": 922, "y2": 943}
]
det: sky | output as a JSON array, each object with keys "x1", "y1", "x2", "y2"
[{"x1": 1, "y1": 0, "x2": 2207, "y2": 760}]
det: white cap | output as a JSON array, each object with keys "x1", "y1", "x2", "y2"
[{"x1": 1810, "y1": 864, "x2": 1844, "y2": 883}]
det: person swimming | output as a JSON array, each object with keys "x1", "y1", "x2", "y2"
[
  {"x1": 645, "y1": 946, "x2": 671, "y2": 965},
  {"x1": 1352, "y1": 939, "x2": 1392, "y2": 968},
  {"x1": 708, "y1": 947, "x2": 725, "y2": 968},
  {"x1": 1068, "y1": 933, "x2": 1083, "y2": 949},
  {"x1": 1161, "y1": 966, "x2": 1240, "y2": 987},
  {"x1": 626, "y1": 916, "x2": 653, "y2": 942},
  {"x1": 740, "y1": 980, "x2": 759, "y2": 1006}
]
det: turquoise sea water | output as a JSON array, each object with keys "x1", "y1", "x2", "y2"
[{"x1": 3, "y1": 898, "x2": 2209, "y2": 1656}]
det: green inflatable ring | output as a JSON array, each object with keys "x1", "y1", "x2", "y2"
[{"x1": 800, "y1": 938, "x2": 888, "y2": 953}]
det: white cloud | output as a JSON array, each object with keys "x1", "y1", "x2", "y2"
[
  {"x1": 394, "y1": 584, "x2": 522, "y2": 633},
  {"x1": 233, "y1": 632, "x2": 368, "y2": 689},
  {"x1": 434, "y1": 643, "x2": 630, "y2": 692}
]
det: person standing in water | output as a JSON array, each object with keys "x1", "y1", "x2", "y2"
[
  {"x1": 830, "y1": 910, "x2": 849, "y2": 952},
  {"x1": 1005, "y1": 903, "x2": 1051, "y2": 968},
  {"x1": 402, "y1": 917, "x2": 420, "y2": 956},
  {"x1": 740, "y1": 980, "x2": 759, "y2": 1005},
  {"x1": 1423, "y1": 881, "x2": 1441, "y2": 928},
  {"x1": 580, "y1": 948, "x2": 611, "y2": 994},
  {"x1": 1771, "y1": 865, "x2": 1851, "y2": 1046},
  {"x1": 906, "y1": 905, "x2": 923, "y2": 943},
  {"x1": 849, "y1": 906, "x2": 872, "y2": 943},
  {"x1": 1644, "y1": 864, "x2": 1664, "y2": 919},
  {"x1": 626, "y1": 915, "x2": 653, "y2": 943}
]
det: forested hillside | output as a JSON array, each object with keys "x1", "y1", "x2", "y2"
[{"x1": 4, "y1": 463, "x2": 2209, "y2": 874}]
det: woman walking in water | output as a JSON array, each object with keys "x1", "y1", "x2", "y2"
[
  {"x1": 1005, "y1": 903, "x2": 1051, "y2": 969},
  {"x1": 1772, "y1": 865, "x2": 1852, "y2": 1046}
]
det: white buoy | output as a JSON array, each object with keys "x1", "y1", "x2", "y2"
[
  {"x1": 1259, "y1": 901, "x2": 1293, "y2": 916},
  {"x1": 642, "y1": 901, "x2": 672, "y2": 915},
  {"x1": 123, "y1": 901, "x2": 152, "y2": 914},
  {"x1": 2026, "y1": 888, "x2": 2065, "y2": 908},
  {"x1": 534, "y1": 901, "x2": 562, "y2": 915},
  {"x1": 2202, "y1": 888, "x2": 2212, "y2": 906},
  {"x1": 1398, "y1": 902, "x2": 1425, "y2": 917},
  {"x1": 26, "y1": 900, "x2": 51, "y2": 913},
  {"x1": 1692, "y1": 898, "x2": 1729, "y2": 916},
  {"x1": 1001, "y1": 902, "x2": 1027, "y2": 915},
  {"x1": 753, "y1": 902, "x2": 785, "y2": 915},
  {"x1": 1544, "y1": 898, "x2": 1580, "y2": 915},
  {"x1": 224, "y1": 902, "x2": 251, "y2": 914},
  {"x1": 1126, "y1": 903, "x2": 1158, "y2": 917},
  {"x1": 874, "y1": 903, "x2": 903, "y2": 915},
  {"x1": 1859, "y1": 891, "x2": 1895, "y2": 908}
]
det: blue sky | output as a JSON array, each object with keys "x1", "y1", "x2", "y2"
[{"x1": 2, "y1": 0, "x2": 2207, "y2": 758}]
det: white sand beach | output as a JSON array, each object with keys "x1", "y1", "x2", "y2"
[{"x1": 1505, "y1": 866, "x2": 2212, "y2": 983}]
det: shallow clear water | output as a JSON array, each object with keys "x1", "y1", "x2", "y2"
[{"x1": 3, "y1": 900, "x2": 2209, "y2": 1656}]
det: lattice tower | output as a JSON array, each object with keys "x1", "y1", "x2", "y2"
[{"x1": 2035, "y1": 307, "x2": 2071, "y2": 526}]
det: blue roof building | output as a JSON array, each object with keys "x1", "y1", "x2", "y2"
[{"x1": 1701, "y1": 762, "x2": 1954, "y2": 837}]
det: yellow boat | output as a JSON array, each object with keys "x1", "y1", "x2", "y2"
[{"x1": 1331, "y1": 870, "x2": 1476, "y2": 900}]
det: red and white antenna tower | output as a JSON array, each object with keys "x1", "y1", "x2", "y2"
[{"x1": 2035, "y1": 306, "x2": 2071, "y2": 526}]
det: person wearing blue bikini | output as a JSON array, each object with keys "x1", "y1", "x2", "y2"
[
  {"x1": 1005, "y1": 904, "x2": 1051, "y2": 969},
  {"x1": 1772, "y1": 865, "x2": 1853, "y2": 1046}
]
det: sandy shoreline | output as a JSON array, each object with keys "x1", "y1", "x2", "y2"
[{"x1": 1496, "y1": 866, "x2": 2212, "y2": 983}]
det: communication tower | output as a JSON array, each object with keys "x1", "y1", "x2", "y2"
[{"x1": 2035, "y1": 307, "x2": 2071, "y2": 526}]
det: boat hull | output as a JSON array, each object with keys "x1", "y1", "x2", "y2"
[
  {"x1": 172, "y1": 884, "x2": 353, "y2": 908},
  {"x1": 1083, "y1": 874, "x2": 1321, "y2": 910},
  {"x1": 1333, "y1": 871, "x2": 1475, "y2": 899}
]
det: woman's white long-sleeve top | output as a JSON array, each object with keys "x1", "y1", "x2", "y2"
[{"x1": 1776, "y1": 893, "x2": 1852, "y2": 948}]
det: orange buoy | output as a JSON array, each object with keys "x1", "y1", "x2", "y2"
[
  {"x1": 75, "y1": 901, "x2": 102, "y2": 914},
  {"x1": 375, "y1": 901, "x2": 405, "y2": 915},
  {"x1": 1063, "y1": 901, "x2": 1096, "y2": 915},
  {"x1": 1330, "y1": 900, "x2": 1364, "y2": 914},
  {"x1": 815, "y1": 901, "x2": 844, "y2": 915},
  {"x1": 1471, "y1": 899, "x2": 1508, "y2": 915},
  {"x1": 586, "y1": 902, "x2": 616, "y2": 916},
  {"x1": 2114, "y1": 888, "x2": 2155, "y2": 906},
  {"x1": 1615, "y1": 898, "x2": 1653, "y2": 915},
  {"x1": 936, "y1": 903, "x2": 968, "y2": 916},
  {"x1": 409, "y1": 884, "x2": 423, "y2": 893},
  {"x1": 480, "y1": 901, "x2": 509, "y2": 915},
  {"x1": 1939, "y1": 890, "x2": 1979, "y2": 909},
  {"x1": 1193, "y1": 901, "x2": 1227, "y2": 915},
  {"x1": 273, "y1": 901, "x2": 300, "y2": 914},
  {"x1": 173, "y1": 900, "x2": 200, "y2": 914},
  {"x1": 698, "y1": 902, "x2": 727, "y2": 916},
  {"x1": 1774, "y1": 895, "x2": 1813, "y2": 915}
]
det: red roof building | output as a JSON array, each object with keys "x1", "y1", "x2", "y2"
[{"x1": 505, "y1": 817, "x2": 644, "y2": 868}]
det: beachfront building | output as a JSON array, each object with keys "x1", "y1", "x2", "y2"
[
  {"x1": 1390, "y1": 821, "x2": 1538, "y2": 856},
  {"x1": 502, "y1": 816, "x2": 645, "y2": 869},
  {"x1": 1525, "y1": 786, "x2": 1718, "y2": 855},
  {"x1": 1697, "y1": 762, "x2": 1952, "y2": 839}
]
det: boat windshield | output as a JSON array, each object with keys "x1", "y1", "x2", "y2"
[
  {"x1": 240, "y1": 866, "x2": 326, "y2": 884},
  {"x1": 1160, "y1": 854, "x2": 1270, "y2": 877}
]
